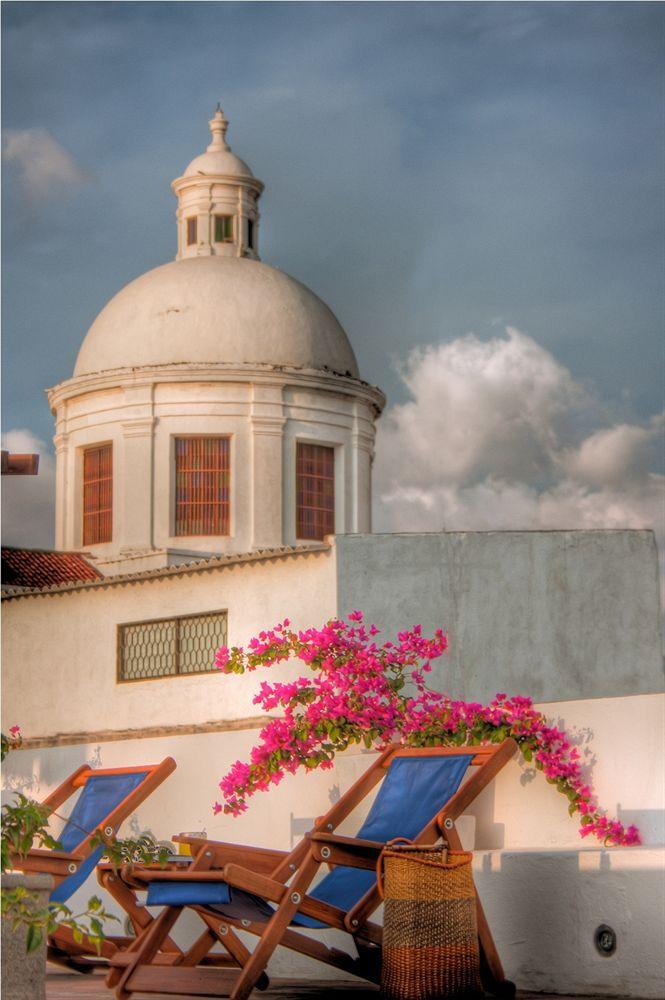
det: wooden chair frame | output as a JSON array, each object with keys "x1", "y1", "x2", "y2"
[
  {"x1": 9, "y1": 757, "x2": 176, "y2": 970},
  {"x1": 106, "y1": 740, "x2": 517, "y2": 1000}
]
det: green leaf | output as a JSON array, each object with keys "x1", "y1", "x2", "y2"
[{"x1": 26, "y1": 926, "x2": 42, "y2": 953}]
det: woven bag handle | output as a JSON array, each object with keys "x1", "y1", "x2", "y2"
[{"x1": 375, "y1": 837, "x2": 414, "y2": 900}]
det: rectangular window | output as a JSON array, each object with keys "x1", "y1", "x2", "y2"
[
  {"x1": 214, "y1": 215, "x2": 234, "y2": 243},
  {"x1": 82, "y1": 443, "x2": 112, "y2": 545},
  {"x1": 296, "y1": 443, "x2": 335, "y2": 541},
  {"x1": 186, "y1": 216, "x2": 197, "y2": 245},
  {"x1": 118, "y1": 611, "x2": 228, "y2": 682},
  {"x1": 247, "y1": 218, "x2": 254, "y2": 249},
  {"x1": 175, "y1": 437, "x2": 230, "y2": 536}
]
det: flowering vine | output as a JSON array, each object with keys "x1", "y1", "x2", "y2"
[{"x1": 214, "y1": 614, "x2": 640, "y2": 848}]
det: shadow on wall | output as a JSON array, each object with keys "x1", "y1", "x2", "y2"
[{"x1": 477, "y1": 849, "x2": 665, "y2": 998}]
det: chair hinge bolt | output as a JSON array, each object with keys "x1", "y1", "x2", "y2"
[
  {"x1": 291, "y1": 892, "x2": 301, "y2": 904},
  {"x1": 321, "y1": 846, "x2": 331, "y2": 859}
]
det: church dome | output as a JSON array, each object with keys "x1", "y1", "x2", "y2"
[{"x1": 74, "y1": 256, "x2": 359, "y2": 377}]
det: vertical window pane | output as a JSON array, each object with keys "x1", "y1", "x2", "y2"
[
  {"x1": 175, "y1": 437, "x2": 230, "y2": 536},
  {"x1": 187, "y1": 217, "x2": 197, "y2": 245},
  {"x1": 296, "y1": 443, "x2": 334, "y2": 541},
  {"x1": 83, "y1": 444, "x2": 112, "y2": 545},
  {"x1": 247, "y1": 218, "x2": 254, "y2": 249},
  {"x1": 214, "y1": 215, "x2": 233, "y2": 243}
]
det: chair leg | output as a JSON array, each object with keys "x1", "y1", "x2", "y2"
[
  {"x1": 230, "y1": 856, "x2": 320, "y2": 1000},
  {"x1": 99, "y1": 869, "x2": 182, "y2": 954},
  {"x1": 110, "y1": 905, "x2": 183, "y2": 1000},
  {"x1": 446, "y1": 822, "x2": 515, "y2": 998}
]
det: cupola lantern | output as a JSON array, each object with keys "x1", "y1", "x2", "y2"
[{"x1": 172, "y1": 105, "x2": 264, "y2": 261}]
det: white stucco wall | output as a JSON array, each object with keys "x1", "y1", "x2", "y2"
[
  {"x1": 3, "y1": 697, "x2": 663, "y2": 996},
  {"x1": 1, "y1": 547, "x2": 336, "y2": 737}
]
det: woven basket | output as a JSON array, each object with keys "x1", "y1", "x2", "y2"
[{"x1": 378, "y1": 841, "x2": 483, "y2": 1000}]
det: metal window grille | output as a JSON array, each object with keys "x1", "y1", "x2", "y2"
[
  {"x1": 82, "y1": 444, "x2": 112, "y2": 545},
  {"x1": 214, "y1": 215, "x2": 234, "y2": 242},
  {"x1": 175, "y1": 437, "x2": 230, "y2": 536},
  {"x1": 118, "y1": 611, "x2": 228, "y2": 682},
  {"x1": 296, "y1": 442, "x2": 335, "y2": 541},
  {"x1": 186, "y1": 216, "x2": 197, "y2": 245}
]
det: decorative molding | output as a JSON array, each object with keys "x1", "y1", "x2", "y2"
[
  {"x1": 47, "y1": 363, "x2": 386, "y2": 416},
  {"x1": 53, "y1": 433, "x2": 69, "y2": 455},
  {"x1": 17, "y1": 715, "x2": 273, "y2": 750},
  {"x1": 121, "y1": 418, "x2": 155, "y2": 438},
  {"x1": 251, "y1": 415, "x2": 286, "y2": 437}
]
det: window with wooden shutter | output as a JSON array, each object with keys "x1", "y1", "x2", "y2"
[
  {"x1": 82, "y1": 443, "x2": 112, "y2": 545},
  {"x1": 175, "y1": 437, "x2": 230, "y2": 536},
  {"x1": 296, "y1": 443, "x2": 335, "y2": 541}
]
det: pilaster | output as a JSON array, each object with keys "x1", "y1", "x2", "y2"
[{"x1": 250, "y1": 385, "x2": 285, "y2": 549}]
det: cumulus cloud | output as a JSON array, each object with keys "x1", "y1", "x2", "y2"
[
  {"x1": 1, "y1": 429, "x2": 55, "y2": 549},
  {"x1": 374, "y1": 328, "x2": 664, "y2": 594},
  {"x1": 2, "y1": 128, "x2": 89, "y2": 199}
]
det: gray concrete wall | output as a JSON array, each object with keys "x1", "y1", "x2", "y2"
[{"x1": 336, "y1": 530, "x2": 664, "y2": 702}]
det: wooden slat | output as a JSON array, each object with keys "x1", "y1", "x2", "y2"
[
  {"x1": 83, "y1": 443, "x2": 112, "y2": 545},
  {"x1": 296, "y1": 443, "x2": 334, "y2": 541},
  {"x1": 127, "y1": 963, "x2": 240, "y2": 995},
  {"x1": 176, "y1": 836, "x2": 287, "y2": 873},
  {"x1": 175, "y1": 437, "x2": 230, "y2": 536}
]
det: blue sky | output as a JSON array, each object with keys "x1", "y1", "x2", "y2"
[{"x1": 2, "y1": 2, "x2": 663, "y2": 556}]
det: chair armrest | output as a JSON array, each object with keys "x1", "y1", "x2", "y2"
[
  {"x1": 172, "y1": 836, "x2": 287, "y2": 873},
  {"x1": 9, "y1": 848, "x2": 86, "y2": 878},
  {"x1": 222, "y1": 863, "x2": 348, "y2": 931},
  {"x1": 309, "y1": 832, "x2": 386, "y2": 870}
]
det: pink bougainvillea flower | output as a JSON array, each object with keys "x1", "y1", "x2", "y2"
[{"x1": 211, "y1": 613, "x2": 641, "y2": 847}]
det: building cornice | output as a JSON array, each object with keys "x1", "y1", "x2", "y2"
[{"x1": 47, "y1": 363, "x2": 386, "y2": 416}]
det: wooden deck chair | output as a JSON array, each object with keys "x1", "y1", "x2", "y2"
[
  {"x1": 106, "y1": 740, "x2": 517, "y2": 1000},
  {"x1": 8, "y1": 757, "x2": 176, "y2": 971}
]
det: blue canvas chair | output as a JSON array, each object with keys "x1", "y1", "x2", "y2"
[
  {"x1": 9, "y1": 757, "x2": 176, "y2": 970},
  {"x1": 108, "y1": 741, "x2": 517, "y2": 1000}
]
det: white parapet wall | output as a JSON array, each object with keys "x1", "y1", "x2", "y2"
[{"x1": 3, "y1": 691, "x2": 663, "y2": 995}]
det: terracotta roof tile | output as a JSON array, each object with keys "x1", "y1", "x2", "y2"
[{"x1": 1, "y1": 548, "x2": 102, "y2": 589}]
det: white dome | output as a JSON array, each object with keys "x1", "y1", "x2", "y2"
[
  {"x1": 183, "y1": 148, "x2": 254, "y2": 178},
  {"x1": 74, "y1": 257, "x2": 359, "y2": 378}
]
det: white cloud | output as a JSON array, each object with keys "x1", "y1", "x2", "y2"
[
  {"x1": 2, "y1": 128, "x2": 89, "y2": 199},
  {"x1": 1, "y1": 430, "x2": 55, "y2": 549},
  {"x1": 374, "y1": 328, "x2": 664, "y2": 600}
]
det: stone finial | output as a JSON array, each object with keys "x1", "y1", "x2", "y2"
[{"x1": 207, "y1": 104, "x2": 230, "y2": 152}]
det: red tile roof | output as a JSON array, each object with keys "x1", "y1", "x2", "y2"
[{"x1": 1, "y1": 548, "x2": 102, "y2": 589}]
